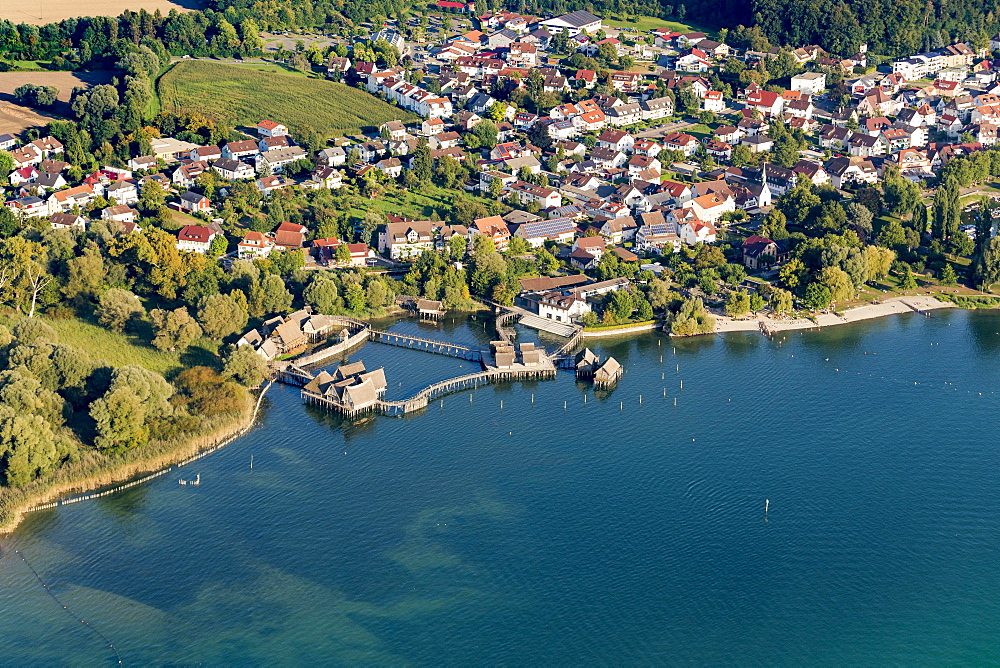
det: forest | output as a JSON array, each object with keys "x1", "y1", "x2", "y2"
[{"x1": 1, "y1": 0, "x2": 998, "y2": 73}]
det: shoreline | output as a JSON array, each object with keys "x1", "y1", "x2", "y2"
[
  {"x1": 710, "y1": 295, "x2": 955, "y2": 335},
  {"x1": 0, "y1": 298, "x2": 969, "y2": 532},
  {"x1": 0, "y1": 383, "x2": 272, "y2": 534},
  {"x1": 583, "y1": 321, "x2": 660, "y2": 337}
]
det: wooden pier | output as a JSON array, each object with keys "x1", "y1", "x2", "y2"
[
  {"x1": 551, "y1": 325, "x2": 584, "y2": 363},
  {"x1": 273, "y1": 310, "x2": 614, "y2": 419},
  {"x1": 495, "y1": 309, "x2": 519, "y2": 343},
  {"x1": 276, "y1": 364, "x2": 314, "y2": 386},
  {"x1": 367, "y1": 328, "x2": 487, "y2": 362}
]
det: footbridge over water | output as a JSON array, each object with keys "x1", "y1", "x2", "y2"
[{"x1": 367, "y1": 328, "x2": 487, "y2": 362}]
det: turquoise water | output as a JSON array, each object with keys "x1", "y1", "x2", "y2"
[{"x1": 2, "y1": 311, "x2": 1000, "y2": 664}]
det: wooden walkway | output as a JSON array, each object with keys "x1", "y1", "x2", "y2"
[
  {"x1": 276, "y1": 365, "x2": 314, "y2": 386},
  {"x1": 551, "y1": 326, "x2": 584, "y2": 362},
  {"x1": 495, "y1": 310, "x2": 519, "y2": 343},
  {"x1": 367, "y1": 328, "x2": 487, "y2": 362}
]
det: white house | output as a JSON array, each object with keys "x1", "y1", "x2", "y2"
[
  {"x1": 257, "y1": 120, "x2": 289, "y2": 138},
  {"x1": 679, "y1": 220, "x2": 718, "y2": 245},
  {"x1": 540, "y1": 10, "x2": 601, "y2": 37},
  {"x1": 176, "y1": 224, "x2": 218, "y2": 253},
  {"x1": 537, "y1": 291, "x2": 591, "y2": 322},
  {"x1": 790, "y1": 72, "x2": 827, "y2": 96},
  {"x1": 378, "y1": 220, "x2": 435, "y2": 260}
]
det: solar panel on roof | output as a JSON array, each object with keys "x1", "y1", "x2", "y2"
[{"x1": 521, "y1": 217, "x2": 575, "y2": 238}]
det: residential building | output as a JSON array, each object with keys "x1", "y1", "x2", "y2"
[
  {"x1": 176, "y1": 225, "x2": 218, "y2": 253},
  {"x1": 378, "y1": 220, "x2": 435, "y2": 260}
]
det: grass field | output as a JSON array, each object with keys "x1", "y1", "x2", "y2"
[
  {"x1": 0, "y1": 0, "x2": 202, "y2": 24},
  {"x1": 605, "y1": 15, "x2": 716, "y2": 37},
  {"x1": 1, "y1": 313, "x2": 218, "y2": 376},
  {"x1": 157, "y1": 60, "x2": 417, "y2": 137},
  {"x1": 349, "y1": 184, "x2": 496, "y2": 220}
]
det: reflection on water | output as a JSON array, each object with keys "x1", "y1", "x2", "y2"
[{"x1": 2, "y1": 310, "x2": 1000, "y2": 664}]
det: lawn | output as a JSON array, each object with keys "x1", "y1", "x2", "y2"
[
  {"x1": 0, "y1": 314, "x2": 220, "y2": 376},
  {"x1": 604, "y1": 15, "x2": 716, "y2": 37},
  {"x1": 684, "y1": 123, "x2": 713, "y2": 139},
  {"x1": 164, "y1": 208, "x2": 208, "y2": 231},
  {"x1": 349, "y1": 184, "x2": 497, "y2": 220},
  {"x1": 157, "y1": 60, "x2": 417, "y2": 137}
]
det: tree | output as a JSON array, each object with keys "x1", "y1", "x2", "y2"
[
  {"x1": 877, "y1": 219, "x2": 908, "y2": 249},
  {"x1": 882, "y1": 167, "x2": 921, "y2": 217},
  {"x1": 14, "y1": 84, "x2": 58, "y2": 109},
  {"x1": 802, "y1": 282, "x2": 832, "y2": 310},
  {"x1": 846, "y1": 201, "x2": 874, "y2": 240},
  {"x1": 779, "y1": 181, "x2": 821, "y2": 227},
  {"x1": 447, "y1": 234, "x2": 468, "y2": 260},
  {"x1": 139, "y1": 179, "x2": 167, "y2": 212},
  {"x1": 778, "y1": 258, "x2": 807, "y2": 290},
  {"x1": 898, "y1": 265, "x2": 918, "y2": 290},
  {"x1": 648, "y1": 277, "x2": 675, "y2": 311},
  {"x1": 304, "y1": 276, "x2": 340, "y2": 314},
  {"x1": 932, "y1": 177, "x2": 961, "y2": 240},
  {"x1": 760, "y1": 208, "x2": 788, "y2": 239},
  {"x1": 863, "y1": 245, "x2": 895, "y2": 282},
  {"x1": 150, "y1": 307, "x2": 202, "y2": 351},
  {"x1": 90, "y1": 386, "x2": 147, "y2": 451},
  {"x1": 96, "y1": 289, "x2": 144, "y2": 332},
  {"x1": 411, "y1": 139, "x2": 432, "y2": 183},
  {"x1": 258, "y1": 274, "x2": 293, "y2": 314},
  {"x1": 223, "y1": 345, "x2": 267, "y2": 386},
  {"x1": 607, "y1": 289, "x2": 634, "y2": 322},
  {"x1": 670, "y1": 296, "x2": 716, "y2": 335},
  {"x1": 197, "y1": 293, "x2": 248, "y2": 340},
  {"x1": 770, "y1": 287, "x2": 794, "y2": 314},
  {"x1": 819, "y1": 266, "x2": 853, "y2": 303},
  {"x1": 23, "y1": 260, "x2": 50, "y2": 318},
  {"x1": 345, "y1": 282, "x2": 366, "y2": 312},
  {"x1": 911, "y1": 201, "x2": 929, "y2": 234},
  {"x1": 725, "y1": 289, "x2": 751, "y2": 317},
  {"x1": 0, "y1": 414, "x2": 63, "y2": 487},
  {"x1": 359, "y1": 211, "x2": 386, "y2": 247},
  {"x1": 0, "y1": 368, "x2": 65, "y2": 425},
  {"x1": 335, "y1": 243, "x2": 352, "y2": 265},
  {"x1": 0, "y1": 151, "x2": 13, "y2": 176},
  {"x1": 208, "y1": 234, "x2": 228, "y2": 258},
  {"x1": 63, "y1": 243, "x2": 105, "y2": 300},
  {"x1": 940, "y1": 263, "x2": 958, "y2": 286},
  {"x1": 974, "y1": 237, "x2": 1000, "y2": 288},
  {"x1": 109, "y1": 365, "x2": 174, "y2": 421}
]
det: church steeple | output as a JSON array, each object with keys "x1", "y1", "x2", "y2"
[{"x1": 758, "y1": 162, "x2": 772, "y2": 208}]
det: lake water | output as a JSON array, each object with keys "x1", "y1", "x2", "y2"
[{"x1": 2, "y1": 310, "x2": 1000, "y2": 665}]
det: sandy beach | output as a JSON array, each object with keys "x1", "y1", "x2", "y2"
[{"x1": 712, "y1": 295, "x2": 954, "y2": 334}]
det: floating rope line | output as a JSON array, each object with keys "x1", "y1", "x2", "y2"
[
  {"x1": 779, "y1": 349, "x2": 999, "y2": 397},
  {"x1": 10, "y1": 545, "x2": 124, "y2": 665}
]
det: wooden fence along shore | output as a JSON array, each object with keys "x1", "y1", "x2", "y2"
[
  {"x1": 19, "y1": 307, "x2": 606, "y2": 516},
  {"x1": 20, "y1": 381, "x2": 275, "y2": 516}
]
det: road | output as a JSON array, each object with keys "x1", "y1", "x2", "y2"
[{"x1": 633, "y1": 119, "x2": 696, "y2": 139}]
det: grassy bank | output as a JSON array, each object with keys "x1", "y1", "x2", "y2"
[
  {"x1": 1, "y1": 314, "x2": 217, "y2": 376},
  {"x1": 157, "y1": 60, "x2": 417, "y2": 137}
]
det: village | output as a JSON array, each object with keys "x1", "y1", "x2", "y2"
[{"x1": 3, "y1": 5, "x2": 1000, "y2": 353}]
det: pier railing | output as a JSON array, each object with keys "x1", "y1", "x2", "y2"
[
  {"x1": 495, "y1": 309, "x2": 519, "y2": 343},
  {"x1": 552, "y1": 326, "x2": 584, "y2": 359},
  {"x1": 367, "y1": 328, "x2": 487, "y2": 362}
]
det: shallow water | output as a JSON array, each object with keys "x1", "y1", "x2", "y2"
[{"x1": 2, "y1": 311, "x2": 999, "y2": 664}]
